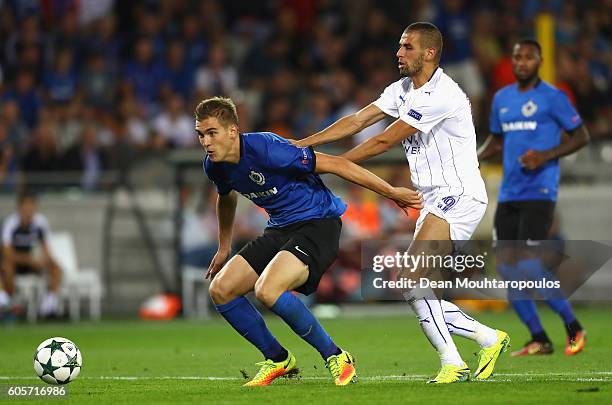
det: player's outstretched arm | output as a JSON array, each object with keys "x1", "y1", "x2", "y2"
[
  {"x1": 295, "y1": 104, "x2": 386, "y2": 148},
  {"x1": 206, "y1": 191, "x2": 238, "y2": 280},
  {"x1": 519, "y1": 125, "x2": 590, "y2": 170},
  {"x1": 342, "y1": 119, "x2": 418, "y2": 163},
  {"x1": 477, "y1": 134, "x2": 503, "y2": 161},
  {"x1": 315, "y1": 152, "x2": 423, "y2": 212}
]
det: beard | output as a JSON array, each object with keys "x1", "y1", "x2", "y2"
[
  {"x1": 400, "y1": 53, "x2": 424, "y2": 77},
  {"x1": 514, "y1": 70, "x2": 538, "y2": 86}
]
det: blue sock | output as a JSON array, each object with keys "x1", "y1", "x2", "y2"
[
  {"x1": 216, "y1": 296, "x2": 284, "y2": 360},
  {"x1": 546, "y1": 299, "x2": 576, "y2": 324},
  {"x1": 270, "y1": 291, "x2": 340, "y2": 360},
  {"x1": 511, "y1": 299, "x2": 544, "y2": 335},
  {"x1": 499, "y1": 263, "x2": 545, "y2": 336},
  {"x1": 515, "y1": 258, "x2": 576, "y2": 324}
]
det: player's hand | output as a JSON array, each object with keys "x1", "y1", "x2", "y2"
[
  {"x1": 390, "y1": 187, "x2": 423, "y2": 211},
  {"x1": 290, "y1": 138, "x2": 307, "y2": 147},
  {"x1": 519, "y1": 149, "x2": 548, "y2": 170},
  {"x1": 205, "y1": 249, "x2": 230, "y2": 280}
]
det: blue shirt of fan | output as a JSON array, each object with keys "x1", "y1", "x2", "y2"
[
  {"x1": 490, "y1": 81, "x2": 582, "y2": 202},
  {"x1": 204, "y1": 132, "x2": 347, "y2": 227}
]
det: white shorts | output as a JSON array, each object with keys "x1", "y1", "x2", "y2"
[{"x1": 415, "y1": 194, "x2": 487, "y2": 241}]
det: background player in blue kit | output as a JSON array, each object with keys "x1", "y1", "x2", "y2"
[
  {"x1": 197, "y1": 96, "x2": 423, "y2": 386},
  {"x1": 479, "y1": 39, "x2": 590, "y2": 356}
]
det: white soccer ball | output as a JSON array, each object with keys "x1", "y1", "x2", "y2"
[{"x1": 33, "y1": 337, "x2": 82, "y2": 385}]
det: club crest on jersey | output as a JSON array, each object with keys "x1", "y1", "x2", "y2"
[
  {"x1": 408, "y1": 109, "x2": 423, "y2": 121},
  {"x1": 521, "y1": 100, "x2": 537, "y2": 117},
  {"x1": 249, "y1": 170, "x2": 265, "y2": 186},
  {"x1": 301, "y1": 148, "x2": 310, "y2": 165}
]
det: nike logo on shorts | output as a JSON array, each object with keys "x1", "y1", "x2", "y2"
[{"x1": 295, "y1": 246, "x2": 309, "y2": 256}]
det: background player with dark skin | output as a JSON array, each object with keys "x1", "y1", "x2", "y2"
[{"x1": 479, "y1": 40, "x2": 590, "y2": 356}]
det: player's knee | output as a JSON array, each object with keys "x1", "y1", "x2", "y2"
[
  {"x1": 253, "y1": 280, "x2": 281, "y2": 308},
  {"x1": 209, "y1": 278, "x2": 235, "y2": 305}
]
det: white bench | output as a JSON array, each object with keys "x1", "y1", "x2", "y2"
[
  {"x1": 181, "y1": 266, "x2": 211, "y2": 319},
  {"x1": 48, "y1": 231, "x2": 104, "y2": 321}
]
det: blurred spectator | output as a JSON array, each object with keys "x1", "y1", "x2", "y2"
[
  {"x1": 2, "y1": 69, "x2": 42, "y2": 128},
  {"x1": 84, "y1": 14, "x2": 123, "y2": 72},
  {"x1": 294, "y1": 91, "x2": 337, "y2": 138},
  {"x1": 336, "y1": 86, "x2": 388, "y2": 146},
  {"x1": 195, "y1": 42, "x2": 238, "y2": 98},
  {"x1": 122, "y1": 36, "x2": 164, "y2": 115},
  {"x1": 181, "y1": 186, "x2": 219, "y2": 268},
  {"x1": 119, "y1": 96, "x2": 150, "y2": 148},
  {"x1": 261, "y1": 97, "x2": 294, "y2": 139},
  {"x1": 20, "y1": 124, "x2": 61, "y2": 173},
  {"x1": 4, "y1": 14, "x2": 50, "y2": 82},
  {"x1": 0, "y1": 100, "x2": 28, "y2": 152},
  {"x1": 61, "y1": 124, "x2": 107, "y2": 190},
  {"x1": 180, "y1": 14, "x2": 209, "y2": 68},
  {"x1": 43, "y1": 48, "x2": 78, "y2": 104},
  {"x1": 78, "y1": 0, "x2": 115, "y2": 26},
  {"x1": 152, "y1": 94, "x2": 195, "y2": 148},
  {"x1": 434, "y1": 0, "x2": 485, "y2": 122},
  {"x1": 471, "y1": 10, "x2": 502, "y2": 85},
  {"x1": 1, "y1": 193, "x2": 63, "y2": 317},
  {"x1": 51, "y1": 9, "x2": 84, "y2": 65},
  {"x1": 160, "y1": 40, "x2": 195, "y2": 102},
  {"x1": 80, "y1": 52, "x2": 115, "y2": 110},
  {"x1": 0, "y1": 126, "x2": 16, "y2": 188},
  {"x1": 342, "y1": 185, "x2": 382, "y2": 240},
  {"x1": 134, "y1": 7, "x2": 166, "y2": 59}
]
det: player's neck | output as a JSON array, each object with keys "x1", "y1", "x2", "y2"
[
  {"x1": 412, "y1": 65, "x2": 438, "y2": 89},
  {"x1": 224, "y1": 135, "x2": 242, "y2": 164},
  {"x1": 517, "y1": 77, "x2": 541, "y2": 92}
]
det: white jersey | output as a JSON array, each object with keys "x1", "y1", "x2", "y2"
[{"x1": 373, "y1": 67, "x2": 487, "y2": 206}]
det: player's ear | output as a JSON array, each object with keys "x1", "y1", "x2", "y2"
[
  {"x1": 425, "y1": 47, "x2": 437, "y2": 62},
  {"x1": 228, "y1": 124, "x2": 239, "y2": 138}
]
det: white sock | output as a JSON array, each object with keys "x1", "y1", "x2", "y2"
[
  {"x1": 410, "y1": 298, "x2": 464, "y2": 366},
  {"x1": 40, "y1": 292, "x2": 59, "y2": 316},
  {"x1": 441, "y1": 300, "x2": 498, "y2": 348}
]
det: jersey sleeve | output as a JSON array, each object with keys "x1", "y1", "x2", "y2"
[
  {"x1": 34, "y1": 214, "x2": 50, "y2": 242},
  {"x1": 203, "y1": 159, "x2": 232, "y2": 195},
  {"x1": 489, "y1": 92, "x2": 503, "y2": 136},
  {"x1": 263, "y1": 137, "x2": 316, "y2": 174},
  {"x1": 1, "y1": 215, "x2": 17, "y2": 246},
  {"x1": 551, "y1": 90, "x2": 582, "y2": 132},
  {"x1": 399, "y1": 92, "x2": 455, "y2": 133},
  {"x1": 373, "y1": 82, "x2": 400, "y2": 118}
]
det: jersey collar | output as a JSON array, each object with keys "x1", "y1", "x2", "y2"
[{"x1": 418, "y1": 66, "x2": 442, "y2": 91}]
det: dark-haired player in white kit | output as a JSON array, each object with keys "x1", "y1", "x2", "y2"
[{"x1": 297, "y1": 22, "x2": 509, "y2": 383}]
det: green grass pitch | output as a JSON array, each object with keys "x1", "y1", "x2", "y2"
[{"x1": 2, "y1": 306, "x2": 611, "y2": 404}]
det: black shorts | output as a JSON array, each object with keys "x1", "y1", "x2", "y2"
[
  {"x1": 16, "y1": 265, "x2": 36, "y2": 275},
  {"x1": 237, "y1": 217, "x2": 342, "y2": 295},
  {"x1": 494, "y1": 200, "x2": 556, "y2": 241}
]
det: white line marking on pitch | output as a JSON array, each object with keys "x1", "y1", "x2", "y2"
[{"x1": 1, "y1": 372, "x2": 611, "y2": 382}]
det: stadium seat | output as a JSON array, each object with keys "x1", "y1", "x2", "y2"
[
  {"x1": 181, "y1": 265, "x2": 211, "y2": 319},
  {"x1": 48, "y1": 231, "x2": 104, "y2": 321}
]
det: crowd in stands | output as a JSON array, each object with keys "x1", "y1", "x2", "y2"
[{"x1": 0, "y1": 0, "x2": 609, "y2": 191}]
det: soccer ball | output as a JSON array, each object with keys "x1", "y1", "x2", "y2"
[{"x1": 33, "y1": 337, "x2": 82, "y2": 384}]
